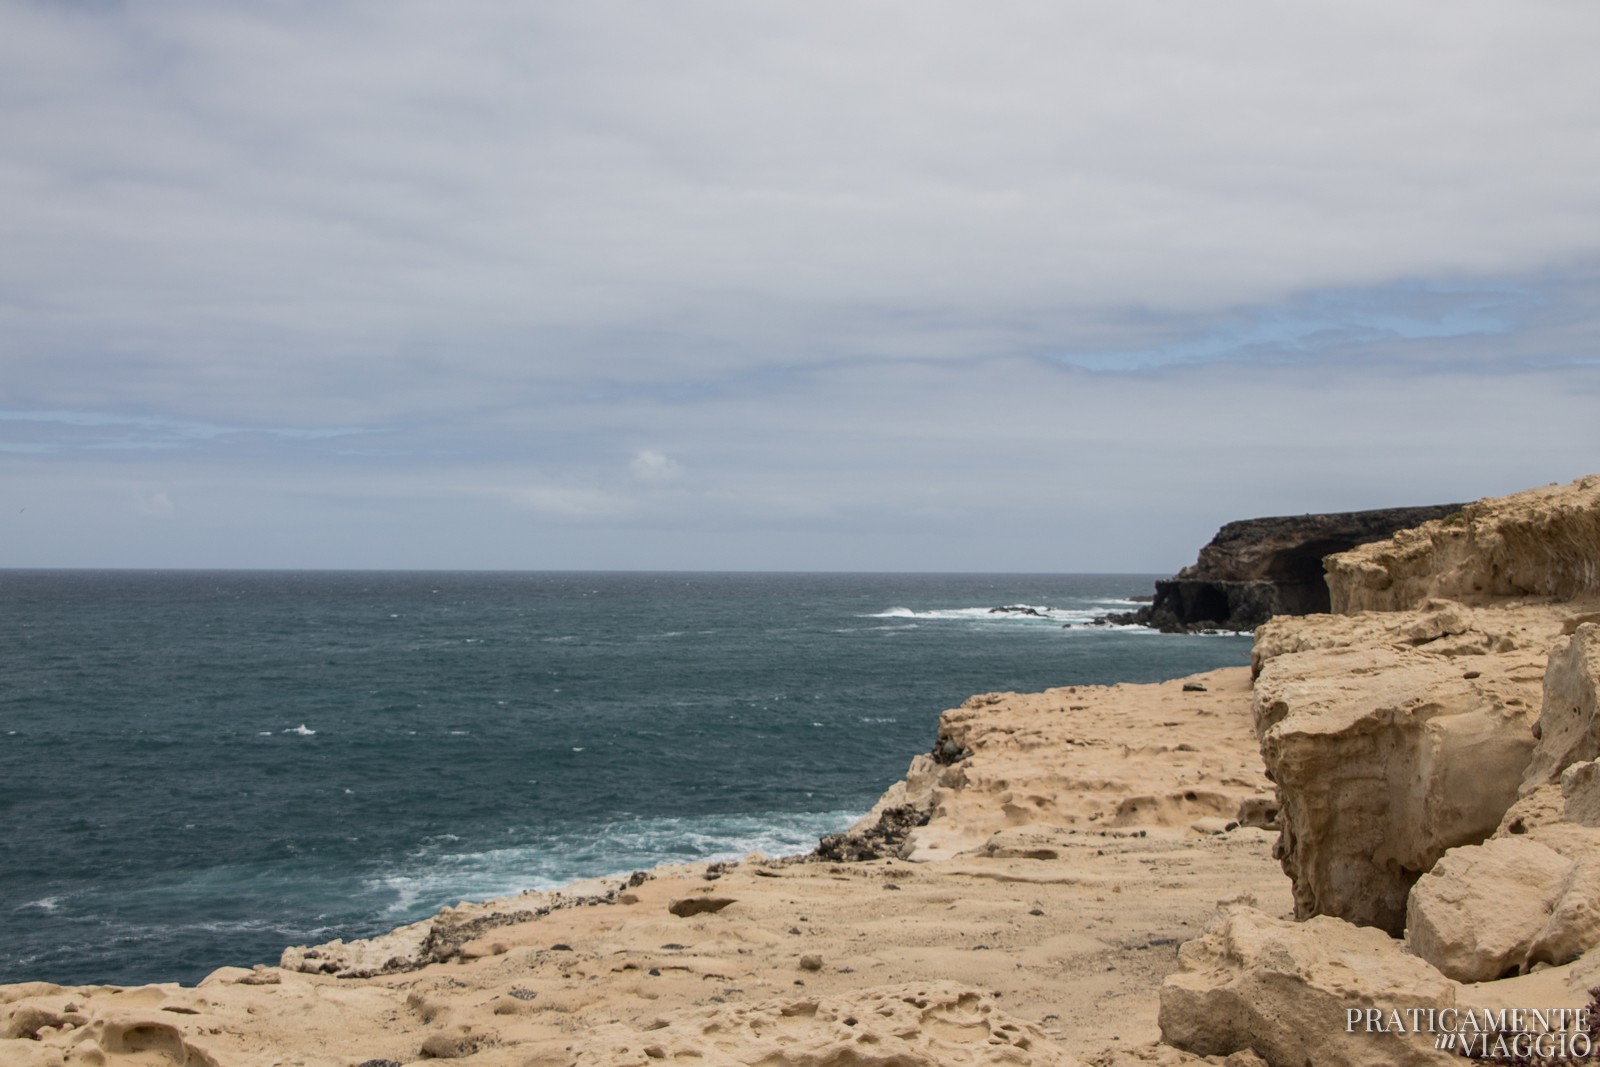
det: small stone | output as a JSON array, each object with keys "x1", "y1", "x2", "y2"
[
  {"x1": 798, "y1": 954, "x2": 823, "y2": 972},
  {"x1": 1182, "y1": 682, "x2": 1207, "y2": 692},
  {"x1": 668, "y1": 897, "x2": 736, "y2": 917}
]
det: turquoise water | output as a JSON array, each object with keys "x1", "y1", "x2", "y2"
[{"x1": 0, "y1": 570, "x2": 1251, "y2": 986}]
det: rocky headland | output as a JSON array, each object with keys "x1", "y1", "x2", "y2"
[
  {"x1": 4, "y1": 474, "x2": 1599, "y2": 1066},
  {"x1": 1115, "y1": 504, "x2": 1465, "y2": 633}
]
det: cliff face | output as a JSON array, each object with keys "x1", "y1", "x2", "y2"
[
  {"x1": 1246, "y1": 473, "x2": 1600, "y2": 937},
  {"x1": 1327, "y1": 475, "x2": 1600, "y2": 612},
  {"x1": 1138, "y1": 505, "x2": 1465, "y2": 632}
]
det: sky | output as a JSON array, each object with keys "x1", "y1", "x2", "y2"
[{"x1": 3, "y1": 1, "x2": 1599, "y2": 572}]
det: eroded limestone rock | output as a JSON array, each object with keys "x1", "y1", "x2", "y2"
[
  {"x1": 1159, "y1": 906, "x2": 1457, "y2": 1066},
  {"x1": 1523, "y1": 624, "x2": 1600, "y2": 790},
  {"x1": 1254, "y1": 639, "x2": 1540, "y2": 933},
  {"x1": 1562, "y1": 760, "x2": 1600, "y2": 827},
  {"x1": 1326, "y1": 473, "x2": 1600, "y2": 613},
  {"x1": 1403, "y1": 836, "x2": 1572, "y2": 982}
]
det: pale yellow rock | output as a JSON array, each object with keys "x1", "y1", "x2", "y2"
[
  {"x1": 1404, "y1": 836, "x2": 1572, "y2": 982},
  {"x1": 900, "y1": 668, "x2": 1270, "y2": 860},
  {"x1": 1255, "y1": 637, "x2": 1540, "y2": 932},
  {"x1": 1160, "y1": 906, "x2": 1458, "y2": 1067},
  {"x1": 1522, "y1": 823, "x2": 1600, "y2": 971},
  {"x1": 1246, "y1": 476, "x2": 1600, "y2": 936},
  {"x1": 1561, "y1": 759, "x2": 1600, "y2": 826},
  {"x1": 1457, "y1": 942, "x2": 1600, "y2": 1019},
  {"x1": 1523, "y1": 624, "x2": 1600, "y2": 789},
  {"x1": 568, "y1": 983, "x2": 1084, "y2": 1066},
  {"x1": 1325, "y1": 473, "x2": 1600, "y2": 613}
]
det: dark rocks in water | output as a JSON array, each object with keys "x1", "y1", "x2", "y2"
[
  {"x1": 988, "y1": 605, "x2": 1049, "y2": 618},
  {"x1": 1123, "y1": 504, "x2": 1465, "y2": 633}
]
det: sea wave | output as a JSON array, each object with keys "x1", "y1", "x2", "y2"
[
  {"x1": 16, "y1": 896, "x2": 63, "y2": 913},
  {"x1": 866, "y1": 604, "x2": 1096, "y2": 623},
  {"x1": 366, "y1": 809, "x2": 858, "y2": 918}
]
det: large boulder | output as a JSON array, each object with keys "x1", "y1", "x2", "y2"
[
  {"x1": 1405, "y1": 824, "x2": 1600, "y2": 981},
  {"x1": 1159, "y1": 907, "x2": 1457, "y2": 1066},
  {"x1": 1403, "y1": 836, "x2": 1573, "y2": 982},
  {"x1": 1254, "y1": 634, "x2": 1542, "y2": 933}
]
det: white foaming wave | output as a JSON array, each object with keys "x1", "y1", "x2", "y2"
[
  {"x1": 366, "y1": 809, "x2": 859, "y2": 918},
  {"x1": 282, "y1": 724, "x2": 316, "y2": 736},
  {"x1": 17, "y1": 896, "x2": 62, "y2": 913},
  {"x1": 863, "y1": 604, "x2": 1102, "y2": 623}
]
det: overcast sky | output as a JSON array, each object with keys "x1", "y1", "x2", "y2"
[{"x1": 3, "y1": 1, "x2": 1598, "y2": 571}]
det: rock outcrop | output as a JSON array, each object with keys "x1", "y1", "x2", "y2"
[
  {"x1": 1250, "y1": 601, "x2": 1558, "y2": 933},
  {"x1": 1126, "y1": 505, "x2": 1463, "y2": 632},
  {"x1": 1327, "y1": 474, "x2": 1600, "y2": 613},
  {"x1": 1245, "y1": 475, "x2": 1600, "y2": 937},
  {"x1": 1150, "y1": 474, "x2": 1600, "y2": 1065},
  {"x1": 1523, "y1": 623, "x2": 1600, "y2": 790},
  {"x1": 1400, "y1": 620, "x2": 1600, "y2": 982}
]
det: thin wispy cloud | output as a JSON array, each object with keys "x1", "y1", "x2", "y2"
[{"x1": 3, "y1": 1, "x2": 1599, "y2": 568}]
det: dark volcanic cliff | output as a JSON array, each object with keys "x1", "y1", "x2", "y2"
[{"x1": 1125, "y1": 504, "x2": 1466, "y2": 632}]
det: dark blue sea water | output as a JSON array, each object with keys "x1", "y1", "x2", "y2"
[{"x1": 0, "y1": 571, "x2": 1251, "y2": 987}]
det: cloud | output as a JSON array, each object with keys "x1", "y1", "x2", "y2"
[
  {"x1": 3, "y1": 2, "x2": 1600, "y2": 567},
  {"x1": 629, "y1": 449, "x2": 682, "y2": 483},
  {"x1": 133, "y1": 488, "x2": 174, "y2": 518}
]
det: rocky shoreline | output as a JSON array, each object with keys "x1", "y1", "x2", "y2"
[{"x1": 3, "y1": 474, "x2": 1599, "y2": 1066}]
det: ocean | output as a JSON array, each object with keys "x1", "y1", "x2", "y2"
[{"x1": 0, "y1": 570, "x2": 1251, "y2": 987}]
